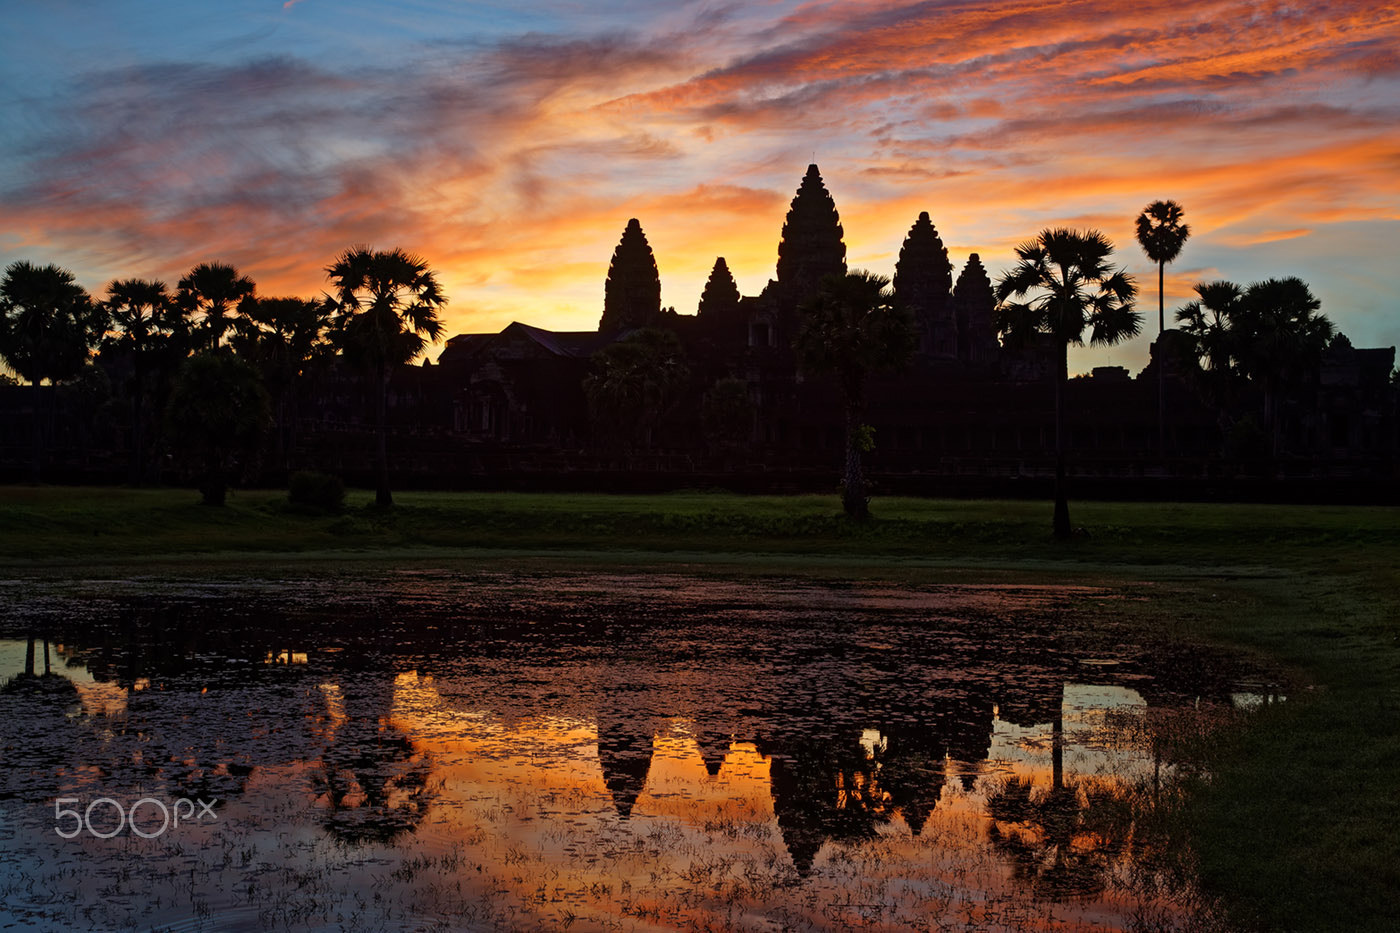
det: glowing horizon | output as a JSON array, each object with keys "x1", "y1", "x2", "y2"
[{"x1": 2, "y1": 0, "x2": 1397, "y2": 374}]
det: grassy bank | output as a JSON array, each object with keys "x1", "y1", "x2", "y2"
[{"x1": 2, "y1": 485, "x2": 1398, "y2": 929}]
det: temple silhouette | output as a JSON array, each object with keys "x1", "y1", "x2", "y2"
[
  {"x1": 0, "y1": 164, "x2": 1393, "y2": 491},
  {"x1": 424, "y1": 164, "x2": 1397, "y2": 491}
]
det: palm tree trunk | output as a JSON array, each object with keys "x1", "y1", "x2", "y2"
[
  {"x1": 375, "y1": 366, "x2": 392, "y2": 508},
  {"x1": 130, "y1": 383, "x2": 144, "y2": 486},
  {"x1": 1053, "y1": 341, "x2": 1071, "y2": 539},
  {"x1": 1158, "y1": 260, "x2": 1167, "y2": 456},
  {"x1": 30, "y1": 377, "x2": 43, "y2": 484},
  {"x1": 842, "y1": 395, "x2": 869, "y2": 520}
]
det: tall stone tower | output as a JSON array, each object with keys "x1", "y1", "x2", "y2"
[
  {"x1": 775, "y1": 164, "x2": 846, "y2": 307},
  {"x1": 599, "y1": 218, "x2": 661, "y2": 332},
  {"x1": 893, "y1": 211, "x2": 955, "y2": 360},
  {"x1": 952, "y1": 253, "x2": 999, "y2": 366}
]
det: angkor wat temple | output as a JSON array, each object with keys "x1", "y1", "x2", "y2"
[
  {"x1": 2, "y1": 164, "x2": 1394, "y2": 495},
  {"x1": 421, "y1": 164, "x2": 1396, "y2": 495}
]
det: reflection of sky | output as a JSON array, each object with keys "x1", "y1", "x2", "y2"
[{"x1": 2, "y1": 1, "x2": 1398, "y2": 374}]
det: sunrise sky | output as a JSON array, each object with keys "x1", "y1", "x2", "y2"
[{"x1": 2, "y1": 0, "x2": 1396, "y2": 373}]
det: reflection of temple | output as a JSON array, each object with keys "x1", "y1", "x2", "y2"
[{"x1": 3, "y1": 579, "x2": 1257, "y2": 877}]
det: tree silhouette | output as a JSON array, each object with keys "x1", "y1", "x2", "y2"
[
  {"x1": 0, "y1": 261, "x2": 104, "y2": 482},
  {"x1": 325, "y1": 247, "x2": 446, "y2": 507},
  {"x1": 1175, "y1": 280, "x2": 1245, "y2": 414},
  {"x1": 165, "y1": 352, "x2": 270, "y2": 505},
  {"x1": 995, "y1": 229, "x2": 1139, "y2": 538},
  {"x1": 1234, "y1": 277, "x2": 1334, "y2": 456},
  {"x1": 600, "y1": 219, "x2": 662, "y2": 332},
  {"x1": 176, "y1": 262, "x2": 255, "y2": 350},
  {"x1": 1135, "y1": 201, "x2": 1190, "y2": 454},
  {"x1": 583, "y1": 328, "x2": 689, "y2": 451},
  {"x1": 103, "y1": 278, "x2": 187, "y2": 483},
  {"x1": 893, "y1": 211, "x2": 954, "y2": 358},
  {"x1": 794, "y1": 271, "x2": 914, "y2": 520},
  {"x1": 697, "y1": 257, "x2": 741, "y2": 320},
  {"x1": 231, "y1": 296, "x2": 333, "y2": 469}
]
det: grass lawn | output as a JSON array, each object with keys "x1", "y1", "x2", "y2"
[{"x1": 2, "y1": 484, "x2": 1398, "y2": 929}]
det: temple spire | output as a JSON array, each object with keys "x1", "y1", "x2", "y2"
[
  {"x1": 894, "y1": 211, "x2": 955, "y2": 359},
  {"x1": 775, "y1": 164, "x2": 846, "y2": 306},
  {"x1": 600, "y1": 218, "x2": 661, "y2": 332}
]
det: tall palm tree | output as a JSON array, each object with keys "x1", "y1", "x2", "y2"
[
  {"x1": 325, "y1": 247, "x2": 446, "y2": 507},
  {"x1": 177, "y1": 262, "x2": 255, "y2": 350},
  {"x1": 104, "y1": 278, "x2": 185, "y2": 483},
  {"x1": 1135, "y1": 201, "x2": 1190, "y2": 455},
  {"x1": 995, "y1": 229, "x2": 1140, "y2": 539},
  {"x1": 794, "y1": 270, "x2": 914, "y2": 520},
  {"x1": 0, "y1": 261, "x2": 103, "y2": 482},
  {"x1": 231, "y1": 296, "x2": 333, "y2": 469},
  {"x1": 1175, "y1": 280, "x2": 1244, "y2": 414}
]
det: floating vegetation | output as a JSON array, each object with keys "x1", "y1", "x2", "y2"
[{"x1": 0, "y1": 571, "x2": 1274, "y2": 931}]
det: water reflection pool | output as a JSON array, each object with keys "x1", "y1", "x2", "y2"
[{"x1": 0, "y1": 571, "x2": 1276, "y2": 931}]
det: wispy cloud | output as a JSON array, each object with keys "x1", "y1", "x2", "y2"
[{"x1": 1, "y1": 0, "x2": 1397, "y2": 360}]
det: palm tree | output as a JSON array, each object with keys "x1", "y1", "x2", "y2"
[
  {"x1": 325, "y1": 247, "x2": 446, "y2": 507},
  {"x1": 1175, "y1": 280, "x2": 1244, "y2": 415},
  {"x1": 794, "y1": 270, "x2": 914, "y2": 520},
  {"x1": 0, "y1": 261, "x2": 104, "y2": 482},
  {"x1": 1234, "y1": 277, "x2": 1333, "y2": 456},
  {"x1": 231, "y1": 296, "x2": 333, "y2": 469},
  {"x1": 1135, "y1": 201, "x2": 1190, "y2": 454},
  {"x1": 995, "y1": 229, "x2": 1139, "y2": 538},
  {"x1": 177, "y1": 262, "x2": 255, "y2": 350},
  {"x1": 104, "y1": 278, "x2": 186, "y2": 483}
]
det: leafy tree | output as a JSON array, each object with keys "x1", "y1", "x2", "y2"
[
  {"x1": 1175, "y1": 280, "x2": 1245, "y2": 412},
  {"x1": 177, "y1": 262, "x2": 255, "y2": 350},
  {"x1": 0, "y1": 261, "x2": 105, "y2": 481},
  {"x1": 1233, "y1": 277, "x2": 1333, "y2": 455},
  {"x1": 231, "y1": 296, "x2": 333, "y2": 469},
  {"x1": 995, "y1": 229, "x2": 1139, "y2": 538},
  {"x1": 325, "y1": 247, "x2": 445, "y2": 507},
  {"x1": 165, "y1": 352, "x2": 270, "y2": 505},
  {"x1": 584, "y1": 328, "x2": 689, "y2": 451},
  {"x1": 103, "y1": 278, "x2": 187, "y2": 483},
  {"x1": 793, "y1": 270, "x2": 914, "y2": 520},
  {"x1": 1136, "y1": 201, "x2": 1190, "y2": 453}
]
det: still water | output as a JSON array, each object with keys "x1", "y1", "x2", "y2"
[{"x1": 0, "y1": 570, "x2": 1274, "y2": 931}]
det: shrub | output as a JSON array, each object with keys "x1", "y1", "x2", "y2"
[{"x1": 288, "y1": 471, "x2": 345, "y2": 513}]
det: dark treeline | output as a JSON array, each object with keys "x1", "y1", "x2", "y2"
[{"x1": 1, "y1": 169, "x2": 1395, "y2": 527}]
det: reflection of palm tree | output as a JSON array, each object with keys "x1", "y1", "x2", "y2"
[
  {"x1": 317, "y1": 677, "x2": 434, "y2": 845},
  {"x1": 985, "y1": 712, "x2": 1126, "y2": 899},
  {"x1": 995, "y1": 229, "x2": 1139, "y2": 538}
]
